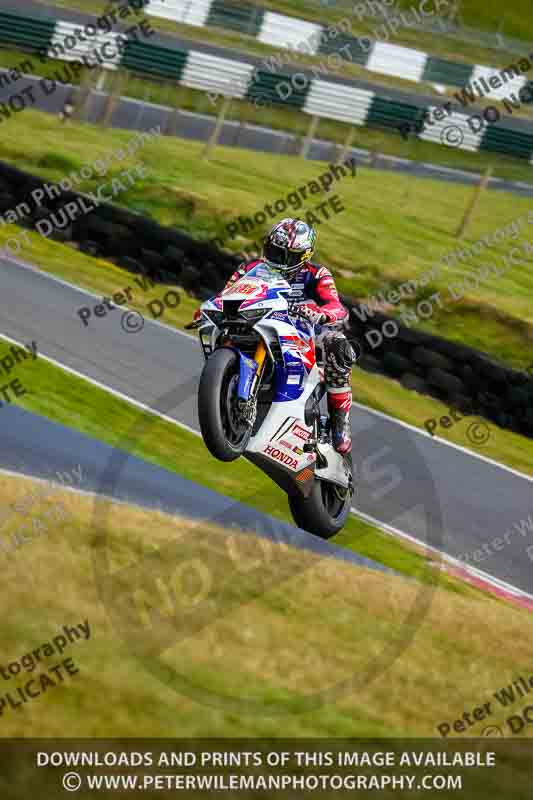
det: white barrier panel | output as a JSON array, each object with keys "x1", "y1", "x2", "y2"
[
  {"x1": 49, "y1": 22, "x2": 122, "y2": 70},
  {"x1": 146, "y1": 0, "x2": 213, "y2": 27},
  {"x1": 419, "y1": 108, "x2": 484, "y2": 152},
  {"x1": 182, "y1": 51, "x2": 254, "y2": 97},
  {"x1": 367, "y1": 42, "x2": 427, "y2": 83},
  {"x1": 470, "y1": 64, "x2": 527, "y2": 102},
  {"x1": 304, "y1": 80, "x2": 374, "y2": 125},
  {"x1": 258, "y1": 11, "x2": 322, "y2": 55}
]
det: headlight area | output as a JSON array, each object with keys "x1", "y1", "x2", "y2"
[
  {"x1": 202, "y1": 309, "x2": 225, "y2": 326},
  {"x1": 239, "y1": 308, "x2": 270, "y2": 323}
]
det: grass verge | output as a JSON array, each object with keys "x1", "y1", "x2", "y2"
[
  {"x1": 0, "y1": 112, "x2": 532, "y2": 475},
  {"x1": 3, "y1": 42, "x2": 533, "y2": 186},
  {"x1": 0, "y1": 331, "x2": 490, "y2": 585},
  {"x1": 1, "y1": 111, "x2": 532, "y2": 371},
  {"x1": 0, "y1": 470, "x2": 531, "y2": 751}
]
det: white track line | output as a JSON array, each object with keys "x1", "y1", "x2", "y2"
[
  {"x1": 0, "y1": 331, "x2": 200, "y2": 438},
  {"x1": 4, "y1": 253, "x2": 532, "y2": 486},
  {"x1": 0, "y1": 251, "x2": 200, "y2": 344},
  {"x1": 1, "y1": 330, "x2": 530, "y2": 600},
  {"x1": 2, "y1": 262, "x2": 533, "y2": 599},
  {"x1": 351, "y1": 507, "x2": 533, "y2": 602},
  {"x1": 351, "y1": 399, "x2": 533, "y2": 486}
]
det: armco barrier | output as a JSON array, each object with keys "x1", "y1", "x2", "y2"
[
  {"x1": 2, "y1": 7, "x2": 533, "y2": 162},
  {"x1": 0, "y1": 158, "x2": 531, "y2": 439}
]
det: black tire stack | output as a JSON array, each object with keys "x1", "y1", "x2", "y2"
[{"x1": 347, "y1": 303, "x2": 533, "y2": 439}]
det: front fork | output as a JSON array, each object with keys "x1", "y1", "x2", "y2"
[
  {"x1": 237, "y1": 339, "x2": 268, "y2": 427},
  {"x1": 251, "y1": 339, "x2": 268, "y2": 392}
]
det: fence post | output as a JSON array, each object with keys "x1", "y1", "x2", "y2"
[
  {"x1": 300, "y1": 114, "x2": 319, "y2": 159},
  {"x1": 455, "y1": 165, "x2": 492, "y2": 238},
  {"x1": 72, "y1": 68, "x2": 95, "y2": 122},
  {"x1": 100, "y1": 69, "x2": 128, "y2": 127},
  {"x1": 201, "y1": 95, "x2": 232, "y2": 161},
  {"x1": 336, "y1": 126, "x2": 356, "y2": 165}
]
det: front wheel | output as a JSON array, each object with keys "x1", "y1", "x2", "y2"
[
  {"x1": 198, "y1": 348, "x2": 253, "y2": 461},
  {"x1": 288, "y1": 459, "x2": 354, "y2": 539}
]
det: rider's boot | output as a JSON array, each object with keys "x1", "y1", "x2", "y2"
[{"x1": 327, "y1": 391, "x2": 352, "y2": 455}]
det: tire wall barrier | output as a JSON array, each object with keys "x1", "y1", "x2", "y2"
[
  {"x1": 1, "y1": 159, "x2": 532, "y2": 440},
  {"x1": 0, "y1": 160, "x2": 241, "y2": 298},
  {"x1": 346, "y1": 305, "x2": 533, "y2": 440}
]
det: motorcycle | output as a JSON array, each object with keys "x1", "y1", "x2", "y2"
[{"x1": 186, "y1": 261, "x2": 355, "y2": 538}]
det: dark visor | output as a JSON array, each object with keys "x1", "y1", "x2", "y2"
[{"x1": 264, "y1": 241, "x2": 303, "y2": 268}]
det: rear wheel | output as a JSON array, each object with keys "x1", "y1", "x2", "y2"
[
  {"x1": 198, "y1": 349, "x2": 253, "y2": 461},
  {"x1": 288, "y1": 457, "x2": 354, "y2": 539}
]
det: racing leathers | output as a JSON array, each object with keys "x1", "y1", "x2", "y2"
[{"x1": 220, "y1": 258, "x2": 356, "y2": 454}]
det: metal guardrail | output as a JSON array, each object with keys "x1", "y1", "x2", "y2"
[
  {"x1": 141, "y1": 0, "x2": 531, "y2": 95},
  {"x1": 0, "y1": 8, "x2": 532, "y2": 163}
]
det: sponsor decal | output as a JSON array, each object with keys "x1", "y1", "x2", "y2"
[
  {"x1": 236, "y1": 282, "x2": 261, "y2": 295},
  {"x1": 294, "y1": 446, "x2": 303, "y2": 455},
  {"x1": 263, "y1": 444, "x2": 298, "y2": 470},
  {"x1": 289, "y1": 283, "x2": 305, "y2": 298},
  {"x1": 279, "y1": 439, "x2": 293, "y2": 449},
  {"x1": 280, "y1": 335, "x2": 316, "y2": 369},
  {"x1": 292, "y1": 424, "x2": 311, "y2": 441}
]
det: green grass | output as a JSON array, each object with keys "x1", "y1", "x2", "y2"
[
  {"x1": 2, "y1": 109, "x2": 532, "y2": 372},
  {"x1": 4, "y1": 213, "x2": 533, "y2": 482},
  {"x1": 4, "y1": 41, "x2": 533, "y2": 186},
  {"x1": 128, "y1": 77, "x2": 533, "y2": 184},
  {"x1": 0, "y1": 109, "x2": 532, "y2": 472},
  {"x1": 3, "y1": 470, "x2": 533, "y2": 767},
  {"x1": 1, "y1": 109, "x2": 532, "y2": 473},
  {"x1": 0, "y1": 328, "x2": 479, "y2": 588}
]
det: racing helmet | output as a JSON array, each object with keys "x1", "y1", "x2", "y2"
[{"x1": 262, "y1": 219, "x2": 316, "y2": 279}]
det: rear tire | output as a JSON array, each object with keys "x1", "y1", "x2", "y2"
[
  {"x1": 198, "y1": 349, "x2": 252, "y2": 461},
  {"x1": 289, "y1": 458, "x2": 354, "y2": 539}
]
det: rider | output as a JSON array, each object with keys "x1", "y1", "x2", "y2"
[{"x1": 197, "y1": 219, "x2": 356, "y2": 454}]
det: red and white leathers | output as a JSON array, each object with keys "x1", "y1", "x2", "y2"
[{"x1": 198, "y1": 259, "x2": 355, "y2": 453}]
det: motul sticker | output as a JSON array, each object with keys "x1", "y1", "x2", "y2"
[{"x1": 292, "y1": 424, "x2": 311, "y2": 441}]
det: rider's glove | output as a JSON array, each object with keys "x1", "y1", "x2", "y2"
[
  {"x1": 193, "y1": 308, "x2": 202, "y2": 323},
  {"x1": 296, "y1": 302, "x2": 328, "y2": 326}
]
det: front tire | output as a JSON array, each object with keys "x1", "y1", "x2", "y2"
[
  {"x1": 198, "y1": 348, "x2": 252, "y2": 461},
  {"x1": 288, "y1": 459, "x2": 353, "y2": 539}
]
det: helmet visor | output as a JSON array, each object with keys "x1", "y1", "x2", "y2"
[{"x1": 263, "y1": 241, "x2": 304, "y2": 269}]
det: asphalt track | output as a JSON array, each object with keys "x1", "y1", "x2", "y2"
[
  {"x1": 0, "y1": 404, "x2": 391, "y2": 573},
  {"x1": 0, "y1": 254, "x2": 532, "y2": 597}
]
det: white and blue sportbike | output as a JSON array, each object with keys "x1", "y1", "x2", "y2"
[{"x1": 188, "y1": 262, "x2": 355, "y2": 538}]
